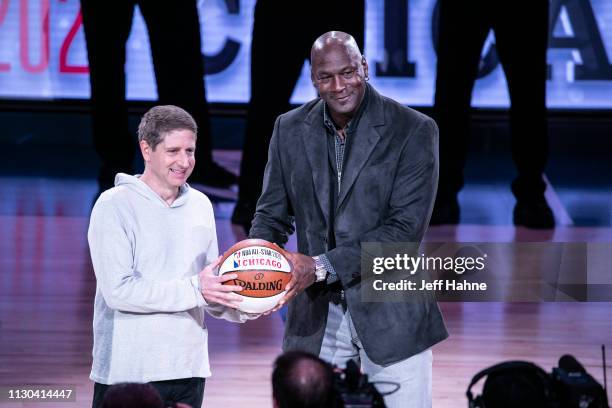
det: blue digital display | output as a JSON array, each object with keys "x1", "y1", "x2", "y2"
[{"x1": 0, "y1": 0, "x2": 610, "y2": 108}]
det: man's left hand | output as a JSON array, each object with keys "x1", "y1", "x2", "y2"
[{"x1": 267, "y1": 251, "x2": 315, "y2": 313}]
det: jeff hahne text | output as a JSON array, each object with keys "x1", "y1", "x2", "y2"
[{"x1": 371, "y1": 253, "x2": 488, "y2": 292}]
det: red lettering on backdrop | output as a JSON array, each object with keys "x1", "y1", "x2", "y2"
[
  {"x1": 59, "y1": 7, "x2": 88, "y2": 73},
  {"x1": 0, "y1": 0, "x2": 11, "y2": 71},
  {"x1": 20, "y1": 0, "x2": 50, "y2": 73}
]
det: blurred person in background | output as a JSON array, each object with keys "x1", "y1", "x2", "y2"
[
  {"x1": 432, "y1": 0, "x2": 554, "y2": 229},
  {"x1": 81, "y1": 0, "x2": 237, "y2": 194},
  {"x1": 231, "y1": 0, "x2": 365, "y2": 233},
  {"x1": 272, "y1": 351, "x2": 339, "y2": 408}
]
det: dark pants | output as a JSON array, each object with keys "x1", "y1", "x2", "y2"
[
  {"x1": 80, "y1": 0, "x2": 213, "y2": 187},
  {"x1": 236, "y1": 0, "x2": 365, "y2": 209},
  {"x1": 433, "y1": 0, "x2": 550, "y2": 204},
  {"x1": 92, "y1": 378, "x2": 205, "y2": 408}
]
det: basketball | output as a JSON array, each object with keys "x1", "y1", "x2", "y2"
[{"x1": 219, "y1": 239, "x2": 293, "y2": 313}]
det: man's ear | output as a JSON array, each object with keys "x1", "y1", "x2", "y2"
[
  {"x1": 362, "y1": 56, "x2": 369, "y2": 80},
  {"x1": 140, "y1": 140, "x2": 151, "y2": 163}
]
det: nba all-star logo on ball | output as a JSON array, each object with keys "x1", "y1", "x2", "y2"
[
  {"x1": 219, "y1": 239, "x2": 293, "y2": 313},
  {"x1": 232, "y1": 246, "x2": 284, "y2": 269}
]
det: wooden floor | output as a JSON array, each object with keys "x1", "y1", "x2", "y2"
[{"x1": 1, "y1": 159, "x2": 611, "y2": 407}]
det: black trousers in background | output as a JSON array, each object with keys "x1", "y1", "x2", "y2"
[
  {"x1": 92, "y1": 378, "x2": 205, "y2": 408},
  {"x1": 80, "y1": 0, "x2": 213, "y2": 186},
  {"x1": 236, "y1": 0, "x2": 365, "y2": 210},
  {"x1": 433, "y1": 0, "x2": 550, "y2": 204}
]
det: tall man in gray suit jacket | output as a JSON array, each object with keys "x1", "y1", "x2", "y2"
[{"x1": 250, "y1": 31, "x2": 448, "y2": 407}]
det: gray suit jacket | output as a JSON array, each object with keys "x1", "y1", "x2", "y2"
[{"x1": 250, "y1": 85, "x2": 448, "y2": 365}]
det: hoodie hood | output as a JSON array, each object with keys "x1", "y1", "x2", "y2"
[{"x1": 114, "y1": 173, "x2": 190, "y2": 207}]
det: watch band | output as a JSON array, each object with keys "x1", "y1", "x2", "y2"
[{"x1": 312, "y1": 256, "x2": 327, "y2": 282}]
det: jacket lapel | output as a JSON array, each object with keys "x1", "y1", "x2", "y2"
[
  {"x1": 337, "y1": 87, "x2": 385, "y2": 209},
  {"x1": 301, "y1": 101, "x2": 331, "y2": 225}
]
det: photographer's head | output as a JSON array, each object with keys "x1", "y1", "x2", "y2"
[{"x1": 272, "y1": 351, "x2": 339, "y2": 408}]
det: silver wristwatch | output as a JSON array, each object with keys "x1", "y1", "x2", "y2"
[{"x1": 312, "y1": 256, "x2": 327, "y2": 282}]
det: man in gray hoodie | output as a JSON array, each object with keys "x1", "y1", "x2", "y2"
[{"x1": 88, "y1": 105, "x2": 254, "y2": 408}]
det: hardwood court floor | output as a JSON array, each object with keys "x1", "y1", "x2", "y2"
[{"x1": 1, "y1": 169, "x2": 611, "y2": 407}]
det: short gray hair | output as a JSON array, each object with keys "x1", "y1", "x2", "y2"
[{"x1": 137, "y1": 105, "x2": 197, "y2": 150}]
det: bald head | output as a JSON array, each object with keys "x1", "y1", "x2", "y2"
[
  {"x1": 310, "y1": 31, "x2": 369, "y2": 127},
  {"x1": 311, "y1": 31, "x2": 362, "y2": 64},
  {"x1": 272, "y1": 351, "x2": 337, "y2": 408}
]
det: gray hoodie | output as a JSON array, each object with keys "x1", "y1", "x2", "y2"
[{"x1": 88, "y1": 173, "x2": 247, "y2": 384}]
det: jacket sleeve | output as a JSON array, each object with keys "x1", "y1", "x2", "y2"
[
  {"x1": 88, "y1": 201, "x2": 206, "y2": 313},
  {"x1": 249, "y1": 115, "x2": 295, "y2": 246},
  {"x1": 325, "y1": 117, "x2": 439, "y2": 285}
]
